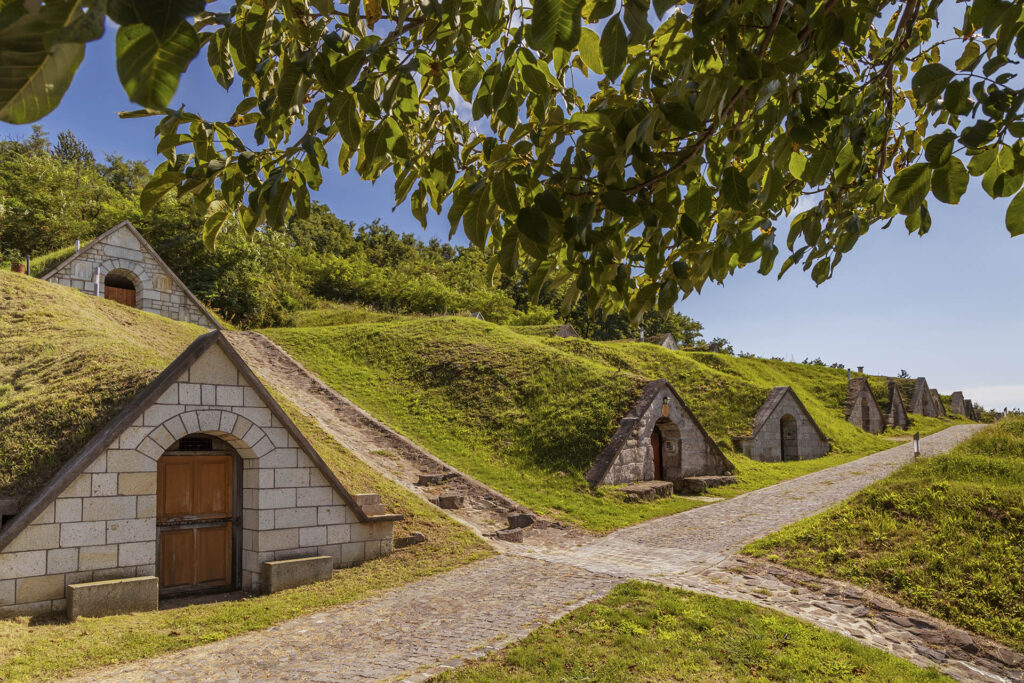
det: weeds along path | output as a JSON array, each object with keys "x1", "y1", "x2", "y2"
[
  {"x1": 80, "y1": 418, "x2": 1019, "y2": 682},
  {"x1": 226, "y1": 331, "x2": 532, "y2": 537}
]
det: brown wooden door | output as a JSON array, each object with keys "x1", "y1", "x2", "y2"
[
  {"x1": 650, "y1": 429, "x2": 662, "y2": 479},
  {"x1": 104, "y1": 284, "x2": 136, "y2": 307},
  {"x1": 780, "y1": 416, "x2": 799, "y2": 461},
  {"x1": 157, "y1": 454, "x2": 235, "y2": 595}
]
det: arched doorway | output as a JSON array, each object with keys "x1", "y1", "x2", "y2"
[
  {"x1": 157, "y1": 434, "x2": 240, "y2": 597},
  {"x1": 861, "y1": 401, "x2": 871, "y2": 429},
  {"x1": 780, "y1": 415, "x2": 799, "y2": 461},
  {"x1": 650, "y1": 419, "x2": 682, "y2": 480},
  {"x1": 104, "y1": 270, "x2": 138, "y2": 308}
]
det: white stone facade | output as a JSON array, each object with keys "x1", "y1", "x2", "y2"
[
  {"x1": 0, "y1": 342, "x2": 393, "y2": 617},
  {"x1": 42, "y1": 222, "x2": 220, "y2": 330},
  {"x1": 739, "y1": 389, "x2": 830, "y2": 462}
]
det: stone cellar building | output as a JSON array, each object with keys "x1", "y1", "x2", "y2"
[
  {"x1": 734, "y1": 387, "x2": 831, "y2": 462},
  {"x1": 844, "y1": 378, "x2": 886, "y2": 434},
  {"x1": 950, "y1": 391, "x2": 968, "y2": 417},
  {"x1": 586, "y1": 380, "x2": 734, "y2": 491},
  {"x1": 42, "y1": 221, "x2": 221, "y2": 330},
  {"x1": 930, "y1": 389, "x2": 947, "y2": 417},
  {"x1": 887, "y1": 381, "x2": 910, "y2": 429},
  {"x1": 910, "y1": 377, "x2": 939, "y2": 417},
  {"x1": 0, "y1": 332, "x2": 397, "y2": 618}
]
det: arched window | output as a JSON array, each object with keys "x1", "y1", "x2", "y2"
[{"x1": 103, "y1": 270, "x2": 139, "y2": 308}]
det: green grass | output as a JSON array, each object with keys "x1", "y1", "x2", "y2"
[
  {"x1": 0, "y1": 271, "x2": 203, "y2": 499},
  {"x1": 0, "y1": 389, "x2": 491, "y2": 681},
  {"x1": 435, "y1": 581, "x2": 945, "y2": 682},
  {"x1": 27, "y1": 244, "x2": 76, "y2": 278},
  {"x1": 746, "y1": 417, "x2": 1024, "y2": 651},
  {"x1": 284, "y1": 301, "x2": 416, "y2": 327},
  {"x1": 262, "y1": 316, "x2": 968, "y2": 532}
]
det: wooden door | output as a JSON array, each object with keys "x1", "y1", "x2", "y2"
[
  {"x1": 650, "y1": 428, "x2": 662, "y2": 480},
  {"x1": 104, "y1": 285, "x2": 136, "y2": 307},
  {"x1": 861, "y1": 402, "x2": 871, "y2": 430},
  {"x1": 780, "y1": 416, "x2": 799, "y2": 461},
  {"x1": 157, "y1": 454, "x2": 235, "y2": 595}
]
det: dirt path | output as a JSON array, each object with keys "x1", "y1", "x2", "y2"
[
  {"x1": 79, "y1": 424, "x2": 1022, "y2": 682},
  {"x1": 225, "y1": 331, "x2": 533, "y2": 537}
]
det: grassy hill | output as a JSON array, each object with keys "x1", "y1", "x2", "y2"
[
  {"x1": 263, "y1": 317, "x2": 969, "y2": 531},
  {"x1": 0, "y1": 271, "x2": 203, "y2": 500},
  {"x1": 747, "y1": 417, "x2": 1024, "y2": 651}
]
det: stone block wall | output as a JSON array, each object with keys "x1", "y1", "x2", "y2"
[
  {"x1": 44, "y1": 224, "x2": 219, "y2": 329},
  {"x1": 846, "y1": 379, "x2": 886, "y2": 434},
  {"x1": 742, "y1": 392, "x2": 830, "y2": 462},
  {"x1": 0, "y1": 343, "x2": 392, "y2": 617}
]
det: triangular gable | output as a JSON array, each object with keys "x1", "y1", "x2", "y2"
[
  {"x1": 930, "y1": 389, "x2": 947, "y2": 416},
  {"x1": 586, "y1": 379, "x2": 733, "y2": 487},
  {"x1": 0, "y1": 331, "x2": 397, "y2": 553},
  {"x1": 41, "y1": 221, "x2": 222, "y2": 330},
  {"x1": 910, "y1": 377, "x2": 933, "y2": 414},
  {"x1": 888, "y1": 381, "x2": 909, "y2": 425},
  {"x1": 844, "y1": 378, "x2": 884, "y2": 420},
  {"x1": 752, "y1": 386, "x2": 829, "y2": 444},
  {"x1": 555, "y1": 323, "x2": 580, "y2": 338}
]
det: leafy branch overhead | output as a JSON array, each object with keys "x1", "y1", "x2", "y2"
[{"x1": 2, "y1": 0, "x2": 1023, "y2": 319}]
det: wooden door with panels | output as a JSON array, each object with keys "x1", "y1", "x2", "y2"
[{"x1": 157, "y1": 435, "x2": 240, "y2": 597}]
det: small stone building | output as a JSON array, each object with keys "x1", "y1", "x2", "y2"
[
  {"x1": 734, "y1": 387, "x2": 831, "y2": 462},
  {"x1": 844, "y1": 378, "x2": 886, "y2": 434},
  {"x1": 647, "y1": 333, "x2": 679, "y2": 350},
  {"x1": 887, "y1": 381, "x2": 910, "y2": 429},
  {"x1": 929, "y1": 389, "x2": 947, "y2": 417},
  {"x1": 0, "y1": 332, "x2": 398, "y2": 617},
  {"x1": 586, "y1": 380, "x2": 734, "y2": 491},
  {"x1": 950, "y1": 391, "x2": 967, "y2": 417},
  {"x1": 42, "y1": 221, "x2": 221, "y2": 330},
  {"x1": 965, "y1": 399, "x2": 976, "y2": 420},
  {"x1": 554, "y1": 323, "x2": 580, "y2": 338},
  {"x1": 909, "y1": 377, "x2": 939, "y2": 417}
]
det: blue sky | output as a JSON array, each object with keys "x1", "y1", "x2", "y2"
[{"x1": 4, "y1": 22, "x2": 1022, "y2": 411}]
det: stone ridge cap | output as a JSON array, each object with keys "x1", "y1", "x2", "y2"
[
  {"x1": 41, "y1": 220, "x2": 222, "y2": 330},
  {"x1": 0, "y1": 331, "x2": 398, "y2": 553},
  {"x1": 585, "y1": 379, "x2": 733, "y2": 488}
]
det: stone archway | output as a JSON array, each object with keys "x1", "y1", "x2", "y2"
[
  {"x1": 156, "y1": 433, "x2": 242, "y2": 597},
  {"x1": 780, "y1": 414, "x2": 799, "y2": 461}
]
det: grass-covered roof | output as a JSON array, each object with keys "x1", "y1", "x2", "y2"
[{"x1": 0, "y1": 271, "x2": 202, "y2": 500}]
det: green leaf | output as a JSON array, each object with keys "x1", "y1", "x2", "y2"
[
  {"x1": 140, "y1": 164, "x2": 183, "y2": 212},
  {"x1": 602, "y1": 189, "x2": 638, "y2": 216},
  {"x1": 789, "y1": 153, "x2": 808, "y2": 180},
  {"x1": 521, "y1": 64, "x2": 550, "y2": 95},
  {"x1": 659, "y1": 102, "x2": 701, "y2": 132},
  {"x1": 492, "y1": 172, "x2": 519, "y2": 213},
  {"x1": 578, "y1": 27, "x2": 603, "y2": 74},
  {"x1": 528, "y1": 0, "x2": 583, "y2": 53},
  {"x1": 886, "y1": 163, "x2": 932, "y2": 214},
  {"x1": 333, "y1": 92, "x2": 361, "y2": 148},
  {"x1": 116, "y1": 22, "x2": 200, "y2": 108},
  {"x1": 956, "y1": 41, "x2": 981, "y2": 70},
  {"x1": 1007, "y1": 189, "x2": 1024, "y2": 237},
  {"x1": 911, "y1": 63, "x2": 954, "y2": 102},
  {"x1": 464, "y1": 190, "x2": 492, "y2": 247},
  {"x1": 924, "y1": 131, "x2": 956, "y2": 167},
  {"x1": 0, "y1": 3, "x2": 86, "y2": 124},
  {"x1": 677, "y1": 214, "x2": 701, "y2": 241},
  {"x1": 517, "y1": 205, "x2": 550, "y2": 245},
  {"x1": 982, "y1": 163, "x2": 1022, "y2": 198},
  {"x1": 108, "y1": 0, "x2": 206, "y2": 39},
  {"x1": 931, "y1": 158, "x2": 968, "y2": 204},
  {"x1": 600, "y1": 15, "x2": 627, "y2": 80},
  {"x1": 719, "y1": 167, "x2": 750, "y2": 209}
]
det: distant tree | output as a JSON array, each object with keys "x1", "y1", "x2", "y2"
[
  {"x1": 700, "y1": 338, "x2": 735, "y2": 355},
  {"x1": 898, "y1": 369, "x2": 911, "y2": 379},
  {"x1": 98, "y1": 154, "x2": 150, "y2": 196},
  {"x1": 52, "y1": 130, "x2": 94, "y2": 167},
  {"x1": 803, "y1": 357, "x2": 826, "y2": 366}
]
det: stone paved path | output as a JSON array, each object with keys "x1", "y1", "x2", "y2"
[{"x1": 78, "y1": 425, "x2": 1023, "y2": 683}]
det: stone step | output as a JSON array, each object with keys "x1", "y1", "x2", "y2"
[
  {"x1": 678, "y1": 475, "x2": 737, "y2": 495},
  {"x1": 360, "y1": 503, "x2": 389, "y2": 516},
  {"x1": 416, "y1": 472, "x2": 456, "y2": 486},
  {"x1": 619, "y1": 480, "x2": 674, "y2": 502},
  {"x1": 429, "y1": 494, "x2": 464, "y2": 510},
  {"x1": 352, "y1": 493, "x2": 381, "y2": 507}
]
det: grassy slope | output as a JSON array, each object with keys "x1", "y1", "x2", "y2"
[
  {"x1": 0, "y1": 271, "x2": 202, "y2": 499},
  {"x1": 263, "y1": 317, "x2": 968, "y2": 532},
  {"x1": 0, "y1": 394, "x2": 490, "y2": 680},
  {"x1": 436, "y1": 582, "x2": 944, "y2": 682},
  {"x1": 746, "y1": 417, "x2": 1024, "y2": 651}
]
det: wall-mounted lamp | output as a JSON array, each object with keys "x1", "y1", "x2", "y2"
[{"x1": 662, "y1": 397, "x2": 670, "y2": 417}]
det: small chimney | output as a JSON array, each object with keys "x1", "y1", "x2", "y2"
[
  {"x1": 857, "y1": 366, "x2": 864, "y2": 374},
  {"x1": 75, "y1": 239, "x2": 81, "y2": 252},
  {"x1": 639, "y1": 328, "x2": 645, "y2": 342}
]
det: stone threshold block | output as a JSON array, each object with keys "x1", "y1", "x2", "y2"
[
  {"x1": 677, "y1": 475, "x2": 738, "y2": 495},
  {"x1": 67, "y1": 575, "x2": 159, "y2": 619},
  {"x1": 620, "y1": 480, "x2": 674, "y2": 502},
  {"x1": 262, "y1": 555, "x2": 334, "y2": 593}
]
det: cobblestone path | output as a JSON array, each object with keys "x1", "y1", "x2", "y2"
[{"x1": 80, "y1": 424, "x2": 1021, "y2": 682}]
